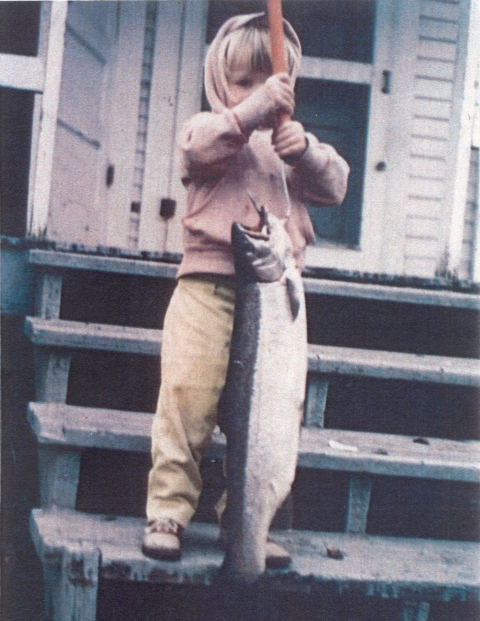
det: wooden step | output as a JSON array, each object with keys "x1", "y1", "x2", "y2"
[
  {"x1": 25, "y1": 317, "x2": 161, "y2": 356},
  {"x1": 29, "y1": 248, "x2": 179, "y2": 280},
  {"x1": 28, "y1": 403, "x2": 480, "y2": 482},
  {"x1": 25, "y1": 317, "x2": 480, "y2": 386},
  {"x1": 308, "y1": 344, "x2": 480, "y2": 386},
  {"x1": 30, "y1": 507, "x2": 480, "y2": 602},
  {"x1": 28, "y1": 249, "x2": 480, "y2": 309}
]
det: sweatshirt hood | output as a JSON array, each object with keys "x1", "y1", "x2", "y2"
[{"x1": 204, "y1": 12, "x2": 302, "y2": 113}]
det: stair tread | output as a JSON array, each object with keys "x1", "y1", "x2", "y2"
[
  {"x1": 28, "y1": 249, "x2": 480, "y2": 309},
  {"x1": 25, "y1": 317, "x2": 480, "y2": 386},
  {"x1": 30, "y1": 507, "x2": 480, "y2": 599},
  {"x1": 28, "y1": 403, "x2": 480, "y2": 482}
]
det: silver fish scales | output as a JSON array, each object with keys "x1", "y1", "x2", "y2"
[{"x1": 218, "y1": 204, "x2": 308, "y2": 584}]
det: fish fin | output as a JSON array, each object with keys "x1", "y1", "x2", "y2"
[{"x1": 286, "y1": 276, "x2": 301, "y2": 320}]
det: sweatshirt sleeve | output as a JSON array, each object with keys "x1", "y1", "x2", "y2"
[
  {"x1": 179, "y1": 86, "x2": 278, "y2": 182},
  {"x1": 289, "y1": 132, "x2": 350, "y2": 207},
  {"x1": 179, "y1": 110, "x2": 249, "y2": 182}
]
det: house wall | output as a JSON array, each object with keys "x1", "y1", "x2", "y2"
[
  {"x1": 403, "y1": 0, "x2": 478, "y2": 278},
  {"x1": 1, "y1": 0, "x2": 478, "y2": 282},
  {"x1": 405, "y1": 0, "x2": 460, "y2": 275},
  {"x1": 459, "y1": 147, "x2": 479, "y2": 280}
]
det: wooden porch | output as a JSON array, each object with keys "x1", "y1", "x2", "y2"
[{"x1": 22, "y1": 246, "x2": 480, "y2": 620}]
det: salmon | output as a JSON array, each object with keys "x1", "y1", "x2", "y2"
[{"x1": 218, "y1": 203, "x2": 308, "y2": 583}]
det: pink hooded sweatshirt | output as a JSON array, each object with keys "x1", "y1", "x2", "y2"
[{"x1": 177, "y1": 13, "x2": 349, "y2": 278}]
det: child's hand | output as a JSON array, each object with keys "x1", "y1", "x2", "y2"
[
  {"x1": 265, "y1": 73, "x2": 295, "y2": 117},
  {"x1": 272, "y1": 120, "x2": 308, "y2": 165},
  {"x1": 231, "y1": 73, "x2": 295, "y2": 136}
]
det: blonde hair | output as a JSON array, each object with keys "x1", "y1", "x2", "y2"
[{"x1": 219, "y1": 17, "x2": 298, "y2": 86}]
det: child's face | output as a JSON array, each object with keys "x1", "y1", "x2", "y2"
[{"x1": 226, "y1": 68, "x2": 271, "y2": 108}]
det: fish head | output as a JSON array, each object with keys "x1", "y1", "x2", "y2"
[{"x1": 231, "y1": 207, "x2": 292, "y2": 283}]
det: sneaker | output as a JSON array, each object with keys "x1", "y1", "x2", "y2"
[
  {"x1": 218, "y1": 529, "x2": 291, "y2": 570},
  {"x1": 142, "y1": 518, "x2": 184, "y2": 561}
]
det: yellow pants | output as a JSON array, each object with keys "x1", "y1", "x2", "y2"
[{"x1": 146, "y1": 275, "x2": 235, "y2": 528}]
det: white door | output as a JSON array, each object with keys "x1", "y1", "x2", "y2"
[
  {"x1": 280, "y1": 0, "x2": 410, "y2": 273},
  {"x1": 47, "y1": 1, "x2": 118, "y2": 245},
  {"x1": 95, "y1": 0, "x2": 209, "y2": 254},
  {"x1": 102, "y1": 1, "x2": 154, "y2": 249},
  {"x1": 137, "y1": 1, "x2": 208, "y2": 254}
]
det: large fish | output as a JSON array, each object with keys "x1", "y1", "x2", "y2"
[{"x1": 218, "y1": 202, "x2": 308, "y2": 584}]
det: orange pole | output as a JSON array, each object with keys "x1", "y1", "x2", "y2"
[{"x1": 266, "y1": 0, "x2": 290, "y2": 125}]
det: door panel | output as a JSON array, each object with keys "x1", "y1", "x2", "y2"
[
  {"x1": 103, "y1": 2, "x2": 148, "y2": 248},
  {"x1": 139, "y1": 1, "x2": 208, "y2": 253},
  {"x1": 47, "y1": 1, "x2": 117, "y2": 245},
  {"x1": 282, "y1": 0, "x2": 375, "y2": 63},
  {"x1": 57, "y1": 34, "x2": 105, "y2": 141},
  {"x1": 48, "y1": 128, "x2": 100, "y2": 242},
  {"x1": 296, "y1": 78, "x2": 369, "y2": 246}
]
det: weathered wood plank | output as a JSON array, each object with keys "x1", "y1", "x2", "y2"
[
  {"x1": 410, "y1": 135, "x2": 449, "y2": 159},
  {"x1": 28, "y1": 403, "x2": 480, "y2": 482},
  {"x1": 25, "y1": 318, "x2": 480, "y2": 386},
  {"x1": 412, "y1": 118, "x2": 450, "y2": 141},
  {"x1": 420, "y1": 1, "x2": 460, "y2": 23},
  {"x1": 30, "y1": 508, "x2": 480, "y2": 601},
  {"x1": 404, "y1": 257, "x2": 438, "y2": 280},
  {"x1": 405, "y1": 237, "x2": 439, "y2": 260},
  {"x1": 304, "y1": 375, "x2": 328, "y2": 428},
  {"x1": 34, "y1": 348, "x2": 71, "y2": 402},
  {"x1": 401, "y1": 600, "x2": 431, "y2": 621},
  {"x1": 406, "y1": 216, "x2": 442, "y2": 239},
  {"x1": 418, "y1": 38, "x2": 457, "y2": 63},
  {"x1": 29, "y1": 249, "x2": 179, "y2": 280},
  {"x1": 415, "y1": 77, "x2": 454, "y2": 101},
  {"x1": 34, "y1": 271, "x2": 63, "y2": 319},
  {"x1": 26, "y1": 317, "x2": 162, "y2": 356},
  {"x1": 300, "y1": 56, "x2": 374, "y2": 85},
  {"x1": 303, "y1": 277, "x2": 480, "y2": 309},
  {"x1": 39, "y1": 446, "x2": 81, "y2": 509},
  {"x1": 298, "y1": 427, "x2": 480, "y2": 483},
  {"x1": 0, "y1": 53, "x2": 45, "y2": 92},
  {"x1": 439, "y1": 0, "x2": 479, "y2": 277},
  {"x1": 413, "y1": 97, "x2": 452, "y2": 121},
  {"x1": 29, "y1": 403, "x2": 155, "y2": 453},
  {"x1": 345, "y1": 475, "x2": 372, "y2": 534},
  {"x1": 28, "y1": 2, "x2": 68, "y2": 237},
  {"x1": 55, "y1": 543, "x2": 100, "y2": 621},
  {"x1": 419, "y1": 18, "x2": 458, "y2": 43},
  {"x1": 308, "y1": 343, "x2": 480, "y2": 387},
  {"x1": 29, "y1": 249, "x2": 480, "y2": 309},
  {"x1": 416, "y1": 58, "x2": 455, "y2": 81},
  {"x1": 405, "y1": 195, "x2": 442, "y2": 219}
]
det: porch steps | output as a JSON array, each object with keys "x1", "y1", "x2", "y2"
[
  {"x1": 30, "y1": 507, "x2": 480, "y2": 601},
  {"x1": 25, "y1": 316, "x2": 480, "y2": 386},
  {"x1": 25, "y1": 251, "x2": 480, "y2": 621},
  {"x1": 28, "y1": 402, "x2": 480, "y2": 483},
  {"x1": 29, "y1": 248, "x2": 480, "y2": 309}
]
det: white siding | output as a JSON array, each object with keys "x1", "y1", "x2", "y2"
[
  {"x1": 458, "y1": 148, "x2": 478, "y2": 279},
  {"x1": 127, "y1": 2, "x2": 157, "y2": 249},
  {"x1": 404, "y1": 0, "x2": 461, "y2": 277}
]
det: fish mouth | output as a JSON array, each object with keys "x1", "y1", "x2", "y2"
[
  {"x1": 231, "y1": 215, "x2": 286, "y2": 283},
  {"x1": 241, "y1": 227, "x2": 269, "y2": 241},
  {"x1": 231, "y1": 222, "x2": 270, "y2": 262}
]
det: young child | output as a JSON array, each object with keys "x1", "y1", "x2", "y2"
[{"x1": 142, "y1": 13, "x2": 349, "y2": 566}]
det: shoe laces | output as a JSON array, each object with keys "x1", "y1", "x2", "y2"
[{"x1": 147, "y1": 518, "x2": 183, "y2": 536}]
